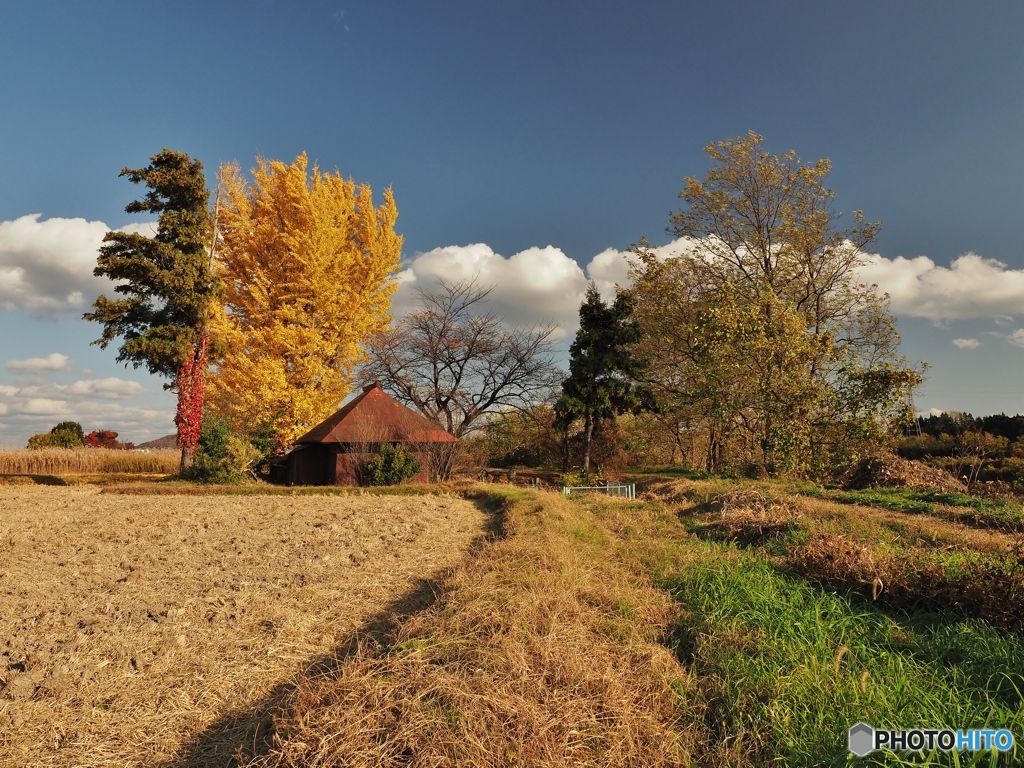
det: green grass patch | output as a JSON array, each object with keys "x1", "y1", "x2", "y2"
[{"x1": 663, "y1": 546, "x2": 1023, "y2": 766}]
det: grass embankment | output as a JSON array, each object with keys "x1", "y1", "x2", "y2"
[
  {"x1": 651, "y1": 480, "x2": 1024, "y2": 631},
  {"x1": 239, "y1": 487, "x2": 699, "y2": 767}
]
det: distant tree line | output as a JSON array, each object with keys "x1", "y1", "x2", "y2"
[
  {"x1": 27, "y1": 422, "x2": 134, "y2": 450},
  {"x1": 913, "y1": 412, "x2": 1024, "y2": 443}
]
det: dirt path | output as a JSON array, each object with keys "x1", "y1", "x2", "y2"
[{"x1": 0, "y1": 487, "x2": 489, "y2": 767}]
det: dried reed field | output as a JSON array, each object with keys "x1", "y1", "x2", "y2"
[
  {"x1": 0, "y1": 448, "x2": 180, "y2": 476},
  {"x1": 0, "y1": 486, "x2": 489, "y2": 767}
]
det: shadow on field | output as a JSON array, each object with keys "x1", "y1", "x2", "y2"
[
  {"x1": 0, "y1": 473, "x2": 68, "y2": 485},
  {"x1": 160, "y1": 497, "x2": 504, "y2": 768}
]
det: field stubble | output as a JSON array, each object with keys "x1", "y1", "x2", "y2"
[{"x1": 0, "y1": 486, "x2": 489, "y2": 767}]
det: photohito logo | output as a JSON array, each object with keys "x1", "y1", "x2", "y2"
[{"x1": 848, "y1": 723, "x2": 1015, "y2": 756}]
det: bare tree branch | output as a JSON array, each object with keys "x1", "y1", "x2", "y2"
[{"x1": 362, "y1": 279, "x2": 561, "y2": 438}]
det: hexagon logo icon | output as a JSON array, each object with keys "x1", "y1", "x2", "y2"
[{"x1": 848, "y1": 722, "x2": 874, "y2": 756}]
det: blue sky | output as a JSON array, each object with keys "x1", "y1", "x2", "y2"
[{"x1": 1, "y1": 1, "x2": 1023, "y2": 444}]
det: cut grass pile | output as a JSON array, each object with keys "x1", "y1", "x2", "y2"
[
  {"x1": 242, "y1": 487, "x2": 699, "y2": 767},
  {"x1": 0, "y1": 448, "x2": 179, "y2": 476},
  {"x1": 0, "y1": 486, "x2": 488, "y2": 767},
  {"x1": 785, "y1": 532, "x2": 1024, "y2": 631}
]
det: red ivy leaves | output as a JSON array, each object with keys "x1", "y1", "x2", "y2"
[{"x1": 175, "y1": 331, "x2": 209, "y2": 459}]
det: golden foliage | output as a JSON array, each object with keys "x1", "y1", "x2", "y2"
[{"x1": 208, "y1": 154, "x2": 402, "y2": 448}]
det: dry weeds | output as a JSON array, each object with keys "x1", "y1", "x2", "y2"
[
  {"x1": 783, "y1": 532, "x2": 1024, "y2": 630},
  {"x1": 0, "y1": 486, "x2": 489, "y2": 767},
  {"x1": 840, "y1": 452, "x2": 966, "y2": 493},
  {"x1": 245, "y1": 489, "x2": 698, "y2": 767},
  {"x1": 0, "y1": 448, "x2": 180, "y2": 476}
]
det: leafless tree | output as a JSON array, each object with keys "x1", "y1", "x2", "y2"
[{"x1": 362, "y1": 279, "x2": 561, "y2": 439}]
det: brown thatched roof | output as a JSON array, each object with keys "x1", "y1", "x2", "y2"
[{"x1": 294, "y1": 382, "x2": 457, "y2": 445}]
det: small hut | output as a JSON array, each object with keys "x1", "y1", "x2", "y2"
[{"x1": 281, "y1": 382, "x2": 457, "y2": 486}]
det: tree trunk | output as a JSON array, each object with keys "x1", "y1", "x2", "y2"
[
  {"x1": 560, "y1": 421, "x2": 570, "y2": 472},
  {"x1": 179, "y1": 446, "x2": 193, "y2": 476},
  {"x1": 705, "y1": 421, "x2": 719, "y2": 474},
  {"x1": 582, "y1": 411, "x2": 595, "y2": 475}
]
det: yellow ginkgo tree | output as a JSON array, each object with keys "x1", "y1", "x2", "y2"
[{"x1": 207, "y1": 153, "x2": 402, "y2": 449}]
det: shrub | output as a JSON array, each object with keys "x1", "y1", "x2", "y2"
[
  {"x1": 52, "y1": 421, "x2": 85, "y2": 444},
  {"x1": 561, "y1": 467, "x2": 605, "y2": 487},
  {"x1": 362, "y1": 444, "x2": 421, "y2": 486},
  {"x1": 189, "y1": 414, "x2": 261, "y2": 483},
  {"x1": 27, "y1": 422, "x2": 86, "y2": 450}
]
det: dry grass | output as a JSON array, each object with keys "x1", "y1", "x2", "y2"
[
  {"x1": 0, "y1": 448, "x2": 180, "y2": 476},
  {"x1": 244, "y1": 488, "x2": 698, "y2": 767},
  {"x1": 0, "y1": 486, "x2": 489, "y2": 767}
]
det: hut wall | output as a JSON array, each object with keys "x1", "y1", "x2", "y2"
[
  {"x1": 334, "y1": 452, "x2": 361, "y2": 486},
  {"x1": 288, "y1": 444, "x2": 334, "y2": 486}
]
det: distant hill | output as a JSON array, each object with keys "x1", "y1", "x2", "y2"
[{"x1": 136, "y1": 434, "x2": 178, "y2": 450}]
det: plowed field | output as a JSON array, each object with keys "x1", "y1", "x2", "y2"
[{"x1": 0, "y1": 486, "x2": 488, "y2": 767}]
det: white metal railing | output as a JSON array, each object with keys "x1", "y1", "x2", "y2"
[{"x1": 562, "y1": 481, "x2": 635, "y2": 500}]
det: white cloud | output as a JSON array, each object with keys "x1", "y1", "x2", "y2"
[
  {"x1": 0, "y1": 214, "x2": 110, "y2": 313},
  {"x1": 6, "y1": 352, "x2": 72, "y2": 372},
  {"x1": 396, "y1": 243, "x2": 590, "y2": 338},
  {"x1": 0, "y1": 214, "x2": 154, "y2": 315},
  {"x1": 855, "y1": 252, "x2": 1024, "y2": 322},
  {"x1": 516, "y1": 240, "x2": 1024, "y2": 326},
  {"x1": 952, "y1": 338, "x2": 980, "y2": 350},
  {"x1": 119, "y1": 221, "x2": 158, "y2": 238},
  {"x1": 3, "y1": 207, "x2": 1022, "y2": 329},
  {"x1": 17, "y1": 398, "x2": 70, "y2": 416},
  {"x1": 63, "y1": 378, "x2": 147, "y2": 399},
  {"x1": 396, "y1": 239, "x2": 692, "y2": 340},
  {"x1": 583, "y1": 239, "x2": 692, "y2": 302},
  {"x1": 405, "y1": 239, "x2": 1024, "y2": 333},
  {"x1": 1007, "y1": 330, "x2": 1024, "y2": 348},
  {"x1": 6, "y1": 377, "x2": 147, "y2": 402},
  {"x1": 584, "y1": 248, "x2": 633, "y2": 301}
]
